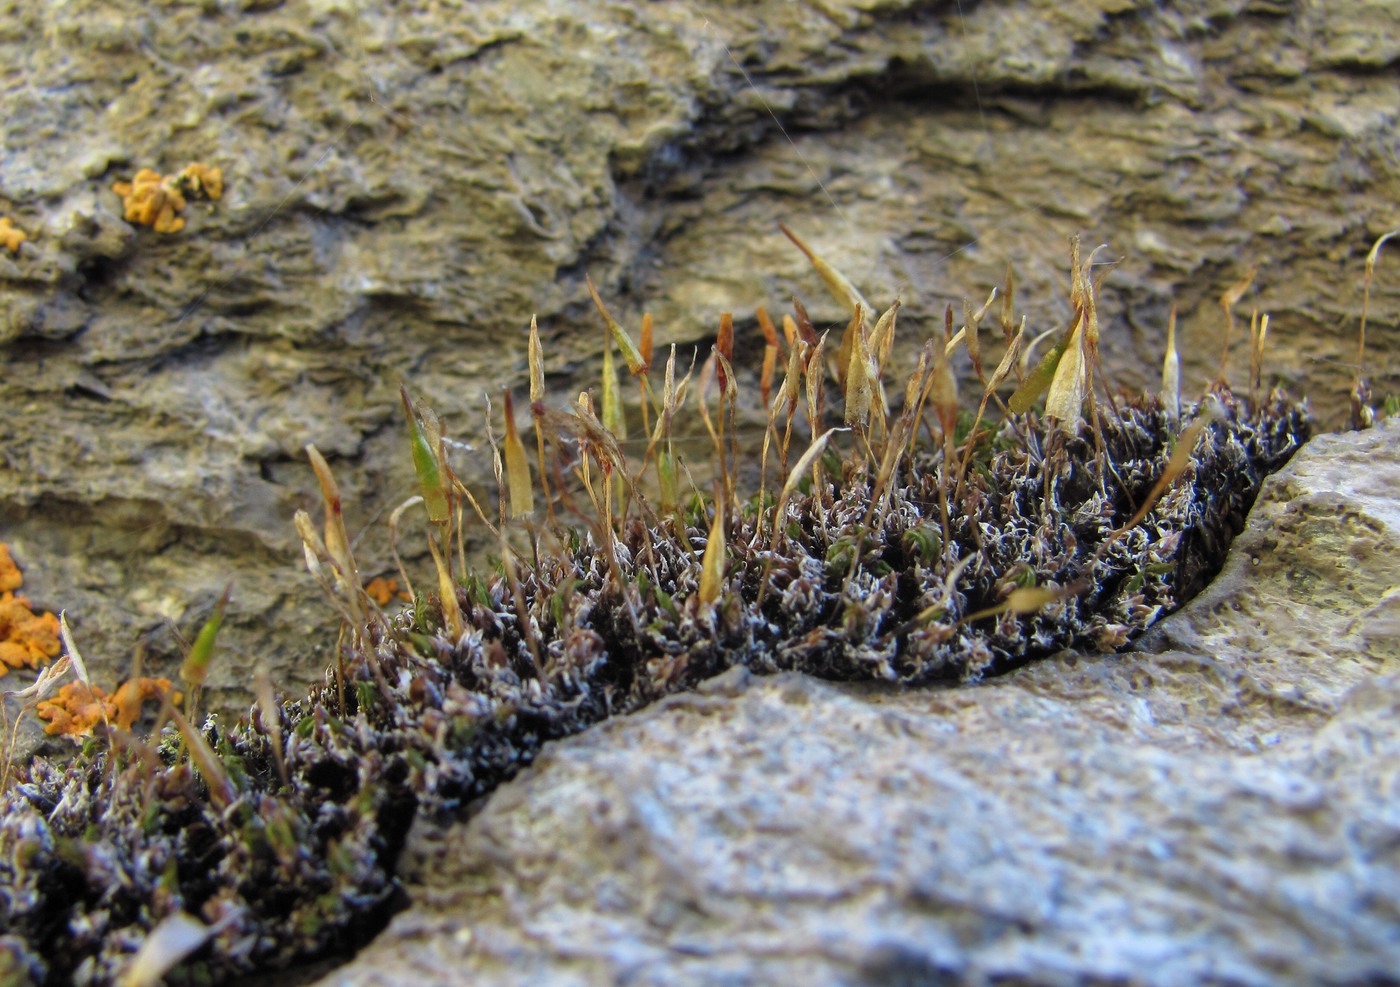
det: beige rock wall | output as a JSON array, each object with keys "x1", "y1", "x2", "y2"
[{"x1": 2, "y1": 0, "x2": 1396, "y2": 711}]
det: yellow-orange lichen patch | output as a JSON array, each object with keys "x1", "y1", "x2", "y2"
[
  {"x1": 0, "y1": 543, "x2": 21, "y2": 593},
  {"x1": 34, "y1": 682, "x2": 107, "y2": 736},
  {"x1": 174, "y1": 161, "x2": 223, "y2": 201},
  {"x1": 0, "y1": 544, "x2": 61, "y2": 675},
  {"x1": 0, "y1": 217, "x2": 27, "y2": 254},
  {"x1": 365, "y1": 576, "x2": 411, "y2": 606},
  {"x1": 113, "y1": 162, "x2": 223, "y2": 234},
  {"x1": 113, "y1": 168, "x2": 186, "y2": 233},
  {"x1": 36, "y1": 676, "x2": 180, "y2": 736}
]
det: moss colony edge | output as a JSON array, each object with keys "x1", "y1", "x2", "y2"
[{"x1": 0, "y1": 239, "x2": 1312, "y2": 985}]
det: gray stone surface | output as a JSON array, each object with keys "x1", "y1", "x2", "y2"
[
  {"x1": 312, "y1": 418, "x2": 1400, "y2": 987},
  {"x1": 2, "y1": 1, "x2": 1398, "y2": 712}
]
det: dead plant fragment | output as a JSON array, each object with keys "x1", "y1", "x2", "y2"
[{"x1": 0, "y1": 235, "x2": 1315, "y2": 986}]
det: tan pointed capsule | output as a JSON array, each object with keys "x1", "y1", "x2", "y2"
[
  {"x1": 804, "y1": 330, "x2": 828, "y2": 424},
  {"x1": 782, "y1": 428, "x2": 842, "y2": 501},
  {"x1": 963, "y1": 296, "x2": 982, "y2": 380},
  {"x1": 1008, "y1": 323, "x2": 1072, "y2": 414},
  {"x1": 601, "y1": 332, "x2": 626, "y2": 440},
  {"x1": 929, "y1": 337, "x2": 958, "y2": 438},
  {"x1": 904, "y1": 348, "x2": 928, "y2": 413},
  {"x1": 843, "y1": 311, "x2": 875, "y2": 426},
  {"x1": 428, "y1": 535, "x2": 464, "y2": 640},
  {"x1": 1161, "y1": 307, "x2": 1181, "y2": 420},
  {"x1": 716, "y1": 312, "x2": 735, "y2": 396},
  {"x1": 294, "y1": 509, "x2": 326, "y2": 573},
  {"x1": 1000, "y1": 263, "x2": 1017, "y2": 344},
  {"x1": 986, "y1": 316, "x2": 1024, "y2": 393},
  {"x1": 868, "y1": 299, "x2": 900, "y2": 375},
  {"x1": 959, "y1": 584, "x2": 1063, "y2": 625},
  {"x1": 1004, "y1": 585, "x2": 1060, "y2": 614},
  {"x1": 698, "y1": 498, "x2": 726, "y2": 607},
  {"x1": 528, "y1": 315, "x2": 544, "y2": 403},
  {"x1": 780, "y1": 222, "x2": 875, "y2": 325},
  {"x1": 662, "y1": 344, "x2": 677, "y2": 414},
  {"x1": 777, "y1": 331, "x2": 803, "y2": 418},
  {"x1": 758, "y1": 307, "x2": 779, "y2": 407},
  {"x1": 836, "y1": 305, "x2": 861, "y2": 390},
  {"x1": 640, "y1": 312, "x2": 654, "y2": 369},
  {"x1": 1215, "y1": 265, "x2": 1257, "y2": 383},
  {"x1": 502, "y1": 391, "x2": 534, "y2": 518},
  {"x1": 586, "y1": 274, "x2": 648, "y2": 376},
  {"x1": 1044, "y1": 312, "x2": 1086, "y2": 429},
  {"x1": 1250, "y1": 311, "x2": 1270, "y2": 404},
  {"x1": 962, "y1": 287, "x2": 996, "y2": 382},
  {"x1": 791, "y1": 297, "x2": 819, "y2": 347},
  {"x1": 758, "y1": 306, "x2": 778, "y2": 348},
  {"x1": 306, "y1": 443, "x2": 360, "y2": 586},
  {"x1": 1067, "y1": 235, "x2": 1085, "y2": 311},
  {"x1": 1077, "y1": 245, "x2": 1105, "y2": 399},
  {"x1": 760, "y1": 344, "x2": 779, "y2": 409}
]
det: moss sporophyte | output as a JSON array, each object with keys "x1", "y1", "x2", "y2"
[{"x1": 7, "y1": 226, "x2": 1368, "y2": 985}]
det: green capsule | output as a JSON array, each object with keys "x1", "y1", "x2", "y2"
[
  {"x1": 1008, "y1": 330, "x2": 1071, "y2": 415},
  {"x1": 180, "y1": 582, "x2": 231, "y2": 692},
  {"x1": 401, "y1": 385, "x2": 451, "y2": 525}
]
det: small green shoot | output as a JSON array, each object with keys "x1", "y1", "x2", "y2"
[{"x1": 179, "y1": 581, "x2": 231, "y2": 725}]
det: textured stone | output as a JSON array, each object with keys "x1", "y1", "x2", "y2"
[
  {"x1": 2, "y1": 1, "x2": 1397, "y2": 713},
  {"x1": 313, "y1": 419, "x2": 1400, "y2": 987}
]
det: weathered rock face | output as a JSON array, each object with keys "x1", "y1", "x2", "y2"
[
  {"x1": 310, "y1": 420, "x2": 1400, "y2": 986},
  {"x1": 2, "y1": 0, "x2": 1397, "y2": 712}
]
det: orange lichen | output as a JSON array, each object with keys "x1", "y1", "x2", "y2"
[
  {"x1": 113, "y1": 168, "x2": 187, "y2": 233},
  {"x1": 34, "y1": 682, "x2": 107, "y2": 736},
  {"x1": 0, "y1": 544, "x2": 61, "y2": 675},
  {"x1": 35, "y1": 677, "x2": 179, "y2": 736},
  {"x1": 174, "y1": 162, "x2": 223, "y2": 201},
  {"x1": 365, "y1": 576, "x2": 410, "y2": 606},
  {"x1": 112, "y1": 162, "x2": 223, "y2": 234},
  {"x1": 0, "y1": 217, "x2": 27, "y2": 254},
  {"x1": 0, "y1": 543, "x2": 21, "y2": 593}
]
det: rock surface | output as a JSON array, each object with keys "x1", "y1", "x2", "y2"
[
  {"x1": 312, "y1": 418, "x2": 1400, "y2": 986},
  {"x1": 2, "y1": 1, "x2": 1398, "y2": 711}
]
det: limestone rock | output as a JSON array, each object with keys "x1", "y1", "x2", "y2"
[
  {"x1": 2, "y1": 1, "x2": 1397, "y2": 713},
  {"x1": 313, "y1": 419, "x2": 1400, "y2": 986}
]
